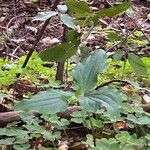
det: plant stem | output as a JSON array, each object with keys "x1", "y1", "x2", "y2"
[
  {"x1": 22, "y1": 0, "x2": 61, "y2": 68},
  {"x1": 55, "y1": 20, "x2": 68, "y2": 83},
  {"x1": 95, "y1": 79, "x2": 131, "y2": 90},
  {"x1": 87, "y1": 113, "x2": 96, "y2": 146}
]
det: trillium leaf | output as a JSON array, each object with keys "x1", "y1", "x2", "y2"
[
  {"x1": 79, "y1": 87, "x2": 122, "y2": 113},
  {"x1": 14, "y1": 90, "x2": 69, "y2": 114},
  {"x1": 73, "y1": 50, "x2": 108, "y2": 95}
]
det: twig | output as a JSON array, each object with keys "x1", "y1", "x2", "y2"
[
  {"x1": 95, "y1": 79, "x2": 131, "y2": 90},
  {"x1": 22, "y1": 0, "x2": 61, "y2": 68},
  {"x1": 106, "y1": 17, "x2": 150, "y2": 52},
  {"x1": 126, "y1": 13, "x2": 150, "y2": 43}
]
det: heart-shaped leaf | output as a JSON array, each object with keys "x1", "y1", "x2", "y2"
[
  {"x1": 73, "y1": 50, "x2": 108, "y2": 95},
  {"x1": 14, "y1": 90, "x2": 69, "y2": 114}
]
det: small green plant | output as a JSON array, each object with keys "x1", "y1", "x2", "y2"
[
  {"x1": 0, "y1": 52, "x2": 57, "y2": 87},
  {"x1": 1, "y1": 0, "x2": 150, "y2": 149}
]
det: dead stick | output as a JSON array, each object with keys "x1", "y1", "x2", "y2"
[{"x1": 0, "y1": 106, "x2": 81, "y2": 127}]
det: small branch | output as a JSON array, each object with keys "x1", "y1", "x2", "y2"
[
  {"x1": 126, "y1": 14, "x2": 150, "y2": 43},
  {"x1": 0, "y1": 106, "x2": 81, "y2": 127},
  {"x1": 106, "y1": 17, "x2": 150, "y2": 52},
  {"x1": 95, "y1": 79, "x2": 131, "y2": 90},
  {"x1": 22, "y1": 0, "x2": 61, "y2": 68}
]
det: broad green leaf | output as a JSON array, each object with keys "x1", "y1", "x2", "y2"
[
  {"x1": 128, "y1": 53, "x2": 147, "y2": 75},
  {"x1": 40, "y1": 30, "x2": 80, "y2": 61},
  {"x1": 40, "y1": 42, "x2": 77, "y2": 61},
  {"x1": 33, "y1": 11, "x2": 58, "y2": 21},
  {"x1": 60, "y1": 14, "x2": 76, "y2": 29},
  {"x1": 73, "y1": 50, "x2": 108, "y2": 95},
  {"x1": 14, "y1": 90, "x2": 68, "y2": 114},
  {"x1": 65, "y1": 0, "x2": 90, "y2": 18},
  {"x1": 79, "y1": 87, "x2": 122, "y2": 113},
  {"x1": 96, "y1": 2, "x2": 132, "y2": 17}
]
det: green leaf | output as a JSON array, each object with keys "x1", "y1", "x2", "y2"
[
  {"x1": 0, "y1": 138, "x2": 15, "y2": 145},
  {"x1": 60, "y1": 14, "x2": 76, "y2": 29},
  {"x1": 33, "y1": 11, "x2": 58, "y2": 21},
  {"x1": 69, "y1": 2, "x2": 132, "y2": 26},
  {"x1": 40, "y1": 42, "x2": 77, "y2": 61},
  {"x1": 73, "y1": 50, "x2": 108, "y2": 95},
  {"x1": 13, "y1": 144, "x2": 30, "y2": 150},
  {"x1": 128, "y1": 53, "x2": 147, "y2": 75},
  {"x1": 113, "y1": 50, "x2": 125, "y2": 60},
  {"x1": 115, "y1": 132, "x2": 145, "y2": 145},
  {"x1": 86, "y1": 118, "x2": 103, "y2": 128},
  {"x1": 14, "y1": 90, "x2": 68, "y2": 114},
  {"x1": 43, "y1": 131, "x2": 61, "y2": 141},
  {"x1": 96, "y1": 2, "x2": 132, "y2": 17},
  {"x1": 107, "y1": 31, "x2": 122, "y2": 42},
  {"x1": 65, "y1": 0, "x2": 90, "y2": 18},
  {"x1": 89, "y1": 138, "x2": 120, "y2": 150},
  {"x1": 40, "y1": 30, "x2": 80, "y2": 61},
  {"x1": 79, "y1": 87, "x2": 122, "y2": 113}
]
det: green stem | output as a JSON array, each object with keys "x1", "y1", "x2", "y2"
[{"x1": 87, "y1": 113, "x2": 96, "y2": 146}]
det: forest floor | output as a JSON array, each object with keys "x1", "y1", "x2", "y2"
[{"x1": 0, "y1": 0, "x2": 150, "y2": 150}]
